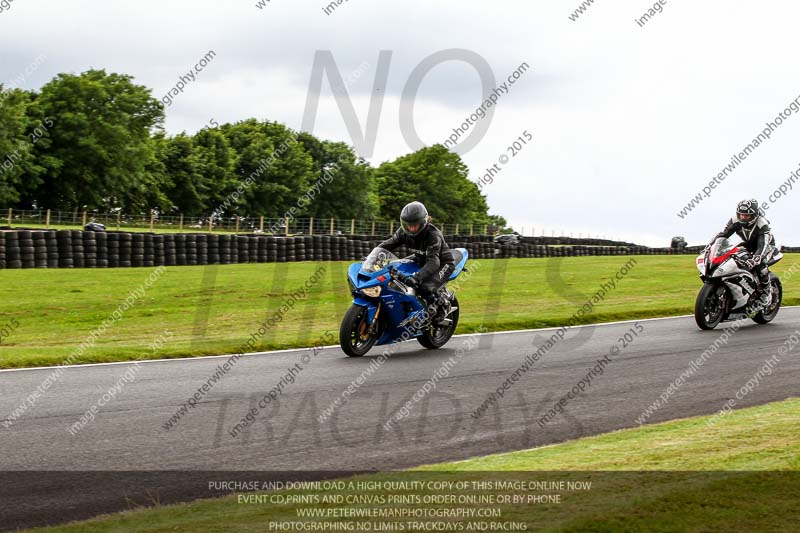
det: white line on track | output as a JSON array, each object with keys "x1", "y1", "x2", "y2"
[{"x1": 2, "y1": 307, "x2": 797, "y2": 374}]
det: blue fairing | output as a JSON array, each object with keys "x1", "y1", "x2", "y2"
[{"x1": 351, "y1": 296, "x2": 379, "y2": 323}]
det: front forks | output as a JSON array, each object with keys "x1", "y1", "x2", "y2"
[{"x1": 367, "y1": 303, "x2": 382, "y2": 336}]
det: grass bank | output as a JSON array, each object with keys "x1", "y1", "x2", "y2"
[{"x1": 1, "y1": 255, "x2": 798, "y2": 368}]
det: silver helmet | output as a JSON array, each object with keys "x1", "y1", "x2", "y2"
[{"x1": 736, "y1": 198, "x2": 759, "y2": 227}]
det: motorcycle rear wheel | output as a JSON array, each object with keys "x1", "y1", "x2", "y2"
[
  {"x1": 752, "y1": 275, "x2": 782, "y2": 324},
  {"x1": 695, "y1": 282, "x2": 728, "y2": 330},
  {"x1": 418, "y1": 295, "x2": 460, "y2": 349}
]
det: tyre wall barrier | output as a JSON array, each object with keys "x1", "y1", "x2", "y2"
[{"x1": 0, "y1": 230, "x2": 797, "y2": 269}]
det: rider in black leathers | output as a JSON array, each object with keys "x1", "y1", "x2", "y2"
[
  {"x1": 379, "y1": 201, "x2": 455, "y2": 322},
  {"x1": 710, "y1": 198, "x2": 775, "y2": 308}
]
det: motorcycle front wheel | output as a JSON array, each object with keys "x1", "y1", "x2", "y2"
[
  {"x1": 340, "y1": 304, "x2": 381, "y2": 357},
  {"x1": 695, "y1": 282, "x2": 728, "y2": 330}
]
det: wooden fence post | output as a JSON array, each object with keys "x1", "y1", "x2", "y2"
[
  {"x1": 7, "y1": 208, "x2": 11, "y2": 227},
  {"x1": 309, "y1": 218, "x2": 314, "y2": 236},
  {"x1": 45, "y1": 209, "x2": 51, "y2": 229},
  {"x1": 235, "y1": 216, "x2": 240, "y2": 233},
  {"x1": 82, "y1": 211, "x2": 87, "y2": 227},
  {"x1": 350, "y1": 219, "x2": 355, "y2": 235},
  {"x1": 285, "y1": 216, "x2": 290, "y2": 236},
  {"x1": 329, "y1": 218, "x2": 334, "y2": 235},
  {"x1": 150, "y1": 212, "x2": 155, "y2": 232},
  {"x1": 260, "y1": 216, "x2": 264, "y2": 232}
]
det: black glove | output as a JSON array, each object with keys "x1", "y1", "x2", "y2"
[
  {"x1": 744, "y1": 256, "x2": 761, "y2": 270},
  {"x1": 405, "y1": 273, "x2": 420, "y2": 288}
]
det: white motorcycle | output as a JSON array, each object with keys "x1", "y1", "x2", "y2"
[{"x1": 694, "y1": 237, "x2": 783, "y2": 330}]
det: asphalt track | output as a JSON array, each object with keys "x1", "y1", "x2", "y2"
[{"x1": 1, "y1": 309, "x2": 799, "y2": 530}]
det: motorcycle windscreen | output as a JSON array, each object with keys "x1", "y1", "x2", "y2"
[
  {"x1": 710, "y1": 237, "x2": 739, "y2": 264},
  {"x1": 361, "y1": 247, "x2": 399, "y2": 274}
]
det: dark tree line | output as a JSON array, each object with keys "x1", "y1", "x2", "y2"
[{"x1": 0, "y1": 69, "x2": 505, "y2": 226}]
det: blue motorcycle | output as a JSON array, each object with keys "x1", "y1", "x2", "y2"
[{"x1": 340, "y1": 246, "x2": 470, "y2": 357}]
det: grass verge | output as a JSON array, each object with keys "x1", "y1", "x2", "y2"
[{"x1": 1, "y1": 255, "x2": 798, "y2": 368}]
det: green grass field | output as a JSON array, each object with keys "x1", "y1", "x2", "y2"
[
  {"x1": 31, "y1": 397, "x2": 800, "y2": 532},
  {"x1": 1, "y1": 255, "x2": 798, "y2": 368}
]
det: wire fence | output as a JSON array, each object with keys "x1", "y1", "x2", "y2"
[
  {"x1": 1, "y1": 208, "x2": 605, "y2": 238},
  {"x1": 2, "y1": 208, "x2": 502, "y2": 236},
  {"x1": 0, "y1": 208, "x2": 629, "y2": 241}
]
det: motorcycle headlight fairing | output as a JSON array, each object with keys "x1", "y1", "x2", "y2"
[{"x1": 361, "y1": 286, "x2": 382, "y2": 297}]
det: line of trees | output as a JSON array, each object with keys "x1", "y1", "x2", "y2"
[{"x1": 0, "y1": 69, "x2": 506, "y2": 227}]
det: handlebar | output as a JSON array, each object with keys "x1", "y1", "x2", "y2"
[
  {"x1": 388, "y1": 267, "x2": 415, "y2": 285},
  {"x1": 388, "y1": 267, "x2": 405, "y2": 280}
]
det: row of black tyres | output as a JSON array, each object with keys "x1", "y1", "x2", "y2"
[{"x1": 0, "y1": 231, "x2": 796, "y2": 268}]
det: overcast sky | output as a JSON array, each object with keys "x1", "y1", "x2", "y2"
[{"x1": 2, "y1": 0, "x2": 799, "y2": 246}]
